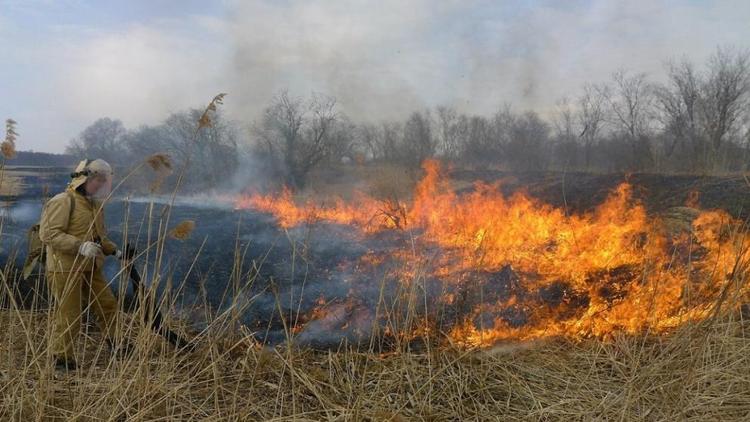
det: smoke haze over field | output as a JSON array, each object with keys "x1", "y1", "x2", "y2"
[{"x1": 1, "y1": 0, "x2": 750, "y2": 152}]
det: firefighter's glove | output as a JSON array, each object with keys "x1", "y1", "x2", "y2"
[{"x1": 79, "y1": 241, "x2": 103, "y2": 258}]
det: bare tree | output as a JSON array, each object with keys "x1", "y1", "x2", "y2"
[
  {"x1": 506, "y1": 111, "x2": 550, "y2": 171},
  {"x1": 700, "y1": 47, "x2": 750, "y2": 151},
  {"x1": 655, "y1": 48, "x2": 750, "y2": 170},
  {"x1": 125, "y1": 109, "x2": 239, "y2": 191},
  {"x1": 460, "y1": 115, "x2": 493, "y2": 168},
  {"x1": 380, "y1": 121, "x2": 403, "y2": 162},
  {"x1": 435, "y1": 106, "x2": 461, "y2": 159},
  {"x1": 551, "y1": 97, "x2": 579, "y2": 169},
  {"x1": 654, "y1": 58, "x2": 704, "y2": 169},
  {"x1": 458, "y1": 106, "x2": 517, "y2": 169},
  {"x1": 355, "y1": 122, "x2": 403, "y2": 163},
  {"x1": 402, "y1": 110, "x2": 435, "y2": 165},
  {"x1": 601, "y1": 70, "x2": 655, "y2": 170},
  {"x1": 577, "y1": 84, "x2": 607, "y2": 169},
  {"x1": 326, "y1": 116, "x2": 357, "y2": 163},
  {"x1": 66, "y1": 118, "x2": 128, "y2": 164},
  {"x1": 604, "y1": 70, "x2": 653, "y2": 139},
  {"x1": 356, "y1": 123, "x2": 382, "y2": 161},
  {"x1": 255, "y1": 90, "x2": 338, "y2": 188},
  {"x1": 553, "y1": 97, "x2": 577, "y2": 142}
]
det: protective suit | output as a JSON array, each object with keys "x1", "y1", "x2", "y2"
[{"x1": 39, "y1": 159, "x2": 121, "y2": 364}]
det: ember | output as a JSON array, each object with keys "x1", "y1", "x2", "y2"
[{"x1": 234, "y1": 161, "x2": 748, "y2": 346}]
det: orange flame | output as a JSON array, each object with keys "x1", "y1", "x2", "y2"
[{"x1": 234, "y1": 160, "x2": 749, "y2": 346}]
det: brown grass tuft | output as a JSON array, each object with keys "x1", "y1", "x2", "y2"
[{"x1": 168, "y1": 220, "x2": 195, "y2": 240}]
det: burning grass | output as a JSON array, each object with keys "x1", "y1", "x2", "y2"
[{"x1": 234, "y1": 160, "x2": 750, "y2": 346}]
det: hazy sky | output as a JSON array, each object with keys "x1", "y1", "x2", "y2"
[{"x1": 1, "y1": 0, "x2": 749, "y2": 153}]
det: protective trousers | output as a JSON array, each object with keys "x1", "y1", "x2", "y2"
[{"x1": 47, "y1": 266, "x2": 119, "y2": 361}]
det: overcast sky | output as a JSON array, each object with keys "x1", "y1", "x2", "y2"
[{"x1": 1, "y1": 0, "x2": 749, "y2": 153}]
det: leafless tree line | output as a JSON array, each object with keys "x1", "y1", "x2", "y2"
[
  {"x1": 68, "y1": 46, "x2": 750, "y2": 190},
  {"x1": 66, "y1": 110, "x2": 239, "y2": 192},
  {"x1": 253, "y1": 47, "x2": 750, "y2": 187}
]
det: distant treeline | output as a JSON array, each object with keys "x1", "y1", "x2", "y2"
[
  {"x1": 7, "y1": 151, "x2": 77, "y2": 167},
  {"x1": 66, "y1": 46, "x2": 750, "y2": 191},
  {"x1": 65, "y1": 111, "x2": 239, "y2": 193}
]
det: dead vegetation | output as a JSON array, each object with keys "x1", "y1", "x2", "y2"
[
  {"x1": 0, "y1": 306, "x2": 749, "y2": 420},
  {"x1": 0, "y1": 172, "x2": 23, "y2": 196}
]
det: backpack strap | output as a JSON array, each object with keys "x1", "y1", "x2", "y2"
[
  {"x1": 68, "y1": 191, "x2": 75, "y2": 224},
  {"x1": 65, "y1": 190, "x2": 76, "y2": 231}
]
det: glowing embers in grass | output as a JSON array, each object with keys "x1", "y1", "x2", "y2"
[{"x1": 234, "y1": 161, "x2": 748, "y2": 346}]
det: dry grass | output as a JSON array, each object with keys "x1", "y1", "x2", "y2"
[
  {"x1": 0, "y1": 172, "x2": 23, "y2": 196},
  {"x1": 0, "y1": 304, "x2": 748, "y2": 420}
]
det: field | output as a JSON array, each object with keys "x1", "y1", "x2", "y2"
[{"x1": 1, "y1": 164, "x2": 750, "y2": 420}]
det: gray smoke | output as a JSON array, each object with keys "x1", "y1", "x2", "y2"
[{"x1": 7, "y1": 1, "x2": 749, "y2": 152}]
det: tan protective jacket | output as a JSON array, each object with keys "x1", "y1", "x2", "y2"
[{"x1": 39, "y1": 187, "x2": 117, "y2": 273}]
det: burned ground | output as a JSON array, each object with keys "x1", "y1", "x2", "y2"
[{"x1": 452, "y1": 169, "x2": 750, "y2": 217}]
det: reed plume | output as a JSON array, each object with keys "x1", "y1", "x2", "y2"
[
  {"x1": 146, "y1": 153, "x2": 173, "y2": 192},
  {"x1": 147, "y1": 153, "x2": 173, "y2": 172},
  {"x1": 197, "y1": 93, "x2": 227, "y2": 130},
  {"x1": 2, "y1": 118, "x2": 18, "y2": 159}
]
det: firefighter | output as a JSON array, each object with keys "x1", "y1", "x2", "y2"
[{"x1": 39, "y1": 158, "x2": 132, "y2": 370}]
